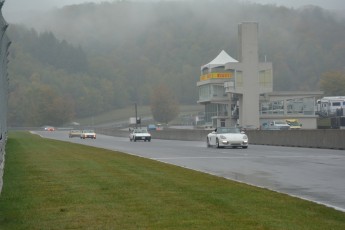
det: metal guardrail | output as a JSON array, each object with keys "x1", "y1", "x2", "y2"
[{"x1": 0, "y1": 1, "x2": 10, "y2": 194}]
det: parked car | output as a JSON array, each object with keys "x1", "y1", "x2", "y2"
[
  {"x1": 261, "y1": 120, "x2": 290, "y2": 130},
  {"x1": 80, "y1": 130, "x2": 96, "y2": 139},
  {"x1": 239, "y1": 125, "x2": 259, "y2": 131},
  {"x1": 147, "y1": 124, "x2": 157, "y2": 131},
  {"x1": 285, "y1": 119, "x2": 302, "y2": 130},
  {"x1": 69, "y1": 130, "x2": 82, "y2": 138},
  {"x1": 129, "y1": 128, "x2": 151, "y2": 142},
  {"x1": 207, "y1": 127, "x2": 248, "y2": 148}
]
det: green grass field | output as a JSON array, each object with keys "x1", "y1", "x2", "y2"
[{"x1": 1, "y1": 132, "x2": 345, "y2": 229}]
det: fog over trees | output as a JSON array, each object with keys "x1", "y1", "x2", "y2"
[{"x1": 6, "y1": 0, "x2": 345, "y2": 126}]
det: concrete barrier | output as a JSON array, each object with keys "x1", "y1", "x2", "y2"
[
  {"x1": 96, "y1": 128, "x2": 345, "y2": 150},
  {"x1": 246, "y1": 129, "x2": 345, "y2": 149}
]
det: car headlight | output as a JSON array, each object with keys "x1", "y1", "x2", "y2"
[
  {"x1": 243, "y1": 135, "x2": 248, "y2": 140},
  {"x1": 219, "y1": 135, "x2": 227, "y2": 139}
]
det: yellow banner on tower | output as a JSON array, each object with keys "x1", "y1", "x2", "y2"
[{"x1": 200, "y1": 72, "x2": 232, "y2": 81}]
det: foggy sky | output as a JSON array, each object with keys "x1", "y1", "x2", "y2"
[
  {"x1": 241, "y1": 0, "x2": 344, "y2": 9},
  {"x1": 2, "y1": 0, "x2": 112, "y2": 23},
  {"x1": 2, "y1": 0, "x2": 345, "y2": 23}
]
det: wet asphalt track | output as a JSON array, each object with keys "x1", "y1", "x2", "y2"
[{"x1": 35, "y1": 131, "x2": 345, "y2": 212}]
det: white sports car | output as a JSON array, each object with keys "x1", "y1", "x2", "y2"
[
  {"x1": 129, "y1": 128, "x2": 152, "y2": 142},
  {"x1": 207, "y1": 127, "x2": 248, "y2": 148},
  {"x1": 80, "y1": 130, "x2": 96, "y2": 139}
]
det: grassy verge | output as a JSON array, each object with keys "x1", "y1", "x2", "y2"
[{"x1": 1, "y1": 131, "x2": 345, "y2": 229}]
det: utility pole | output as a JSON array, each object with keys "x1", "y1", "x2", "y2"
[{"x1": 135, "y1": 103, "x2": 138, "y2": 129}]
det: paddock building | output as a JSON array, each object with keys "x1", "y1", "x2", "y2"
[{"x1": 196, "y1": 22, "x2": 322, "y2": 129}]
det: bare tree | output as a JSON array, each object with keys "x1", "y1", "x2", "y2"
[{"x1": 150, "y1": 84, "x2": 179, "y2": 124}]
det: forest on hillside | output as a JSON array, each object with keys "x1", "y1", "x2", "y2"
[{"x1": 6, "y1": 0, "x2": 345, "y2": 126}]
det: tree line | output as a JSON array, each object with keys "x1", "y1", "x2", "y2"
[{"x1": 7, "y1": 0, "x2": 345, "y2": 126}]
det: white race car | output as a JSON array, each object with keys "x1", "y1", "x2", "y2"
[
  {"x1": 129, "y1": 128, "x2": 152, "y2": 142},
  {"x1": 80, "y1": 130, "x2": 96, "y2": 139},
  {"x1": 207, "y1": 127, "x2": 248, "y2": 148}
]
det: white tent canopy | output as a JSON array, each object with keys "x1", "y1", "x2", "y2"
[{"x1": 201, "y1": 50, "x2": 238, "y2": 72}]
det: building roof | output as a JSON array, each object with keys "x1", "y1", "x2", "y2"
[
  {"x1": 201, "y1": 50, "x2": 238, "y2": 72},
  {"x1": 266, "y1": 91, "x2": 324, "y2": 97}
]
